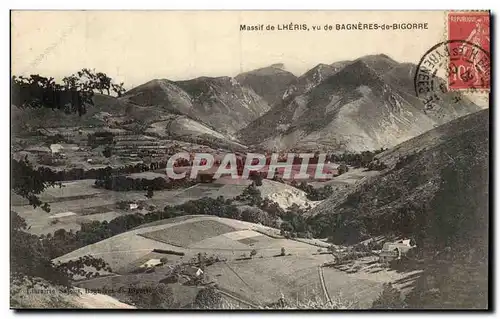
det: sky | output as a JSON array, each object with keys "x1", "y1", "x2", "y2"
[{"x1": 12, "y1": 11, "x2": 446, "y2": 89}]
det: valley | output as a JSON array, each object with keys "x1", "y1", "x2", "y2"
[{"x1": 10, "y1": 54, "x2": 489, "y2": 310}]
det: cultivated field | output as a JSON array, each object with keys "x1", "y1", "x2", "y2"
[
  {"x1": 12, "y1": 176, "x2": 256, "y2": 236},
  {"x1": 206, "y1": 256, "x2": 330, "y2": 305},
  {"x1": 51, "y1": 215, "x2": 400, "y2": 307},
  {"x1": 141, "y1": 220, "x2": 237, "y2": 247},
  {"x1": 309, "y1": 167, "x2": 380, "y2": 189}
]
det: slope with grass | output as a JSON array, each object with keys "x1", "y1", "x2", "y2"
[
  {"x1": 310, "y1": 109, "x2": 489, "y2": 242},
  {"x1": 123, "y1": 76, "x2": 270, "y2": 135},
  {"x1": 308, "y1": 109, "x2": 489, "y2": 308}
]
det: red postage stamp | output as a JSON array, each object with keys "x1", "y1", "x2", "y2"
[{"x1": 447, "y1": 11, "x2": 490, "y2": 90}]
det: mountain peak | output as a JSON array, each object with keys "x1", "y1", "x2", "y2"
[
  {"x1": 270, "y1": 63, "x2": 286, "y2": 70},
  {"x1": 356, "y1": 54, "x2": 399, "y2": 74},
  {"x1": 235, "y1": 65, "x2": 297, "y2": 105},
  {"x1": 324, "y1": 59, "x2": 384, "y2": 89}
]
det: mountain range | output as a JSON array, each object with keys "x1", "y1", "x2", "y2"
[
  {"x1": 13, "y1": 54, "x2": 485, "y2": 153},
  {"x1": 237, "y1": 54, "x2": 482, "y2": 152}
]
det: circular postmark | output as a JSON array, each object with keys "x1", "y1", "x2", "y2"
[{"x1": 414, "y1": 40, "x2": 490, "y2": 111}]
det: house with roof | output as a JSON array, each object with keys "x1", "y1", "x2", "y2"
[
  {"x1": 183, "y1": 266, "x2": 204, "y2": 278},
  {"x1": 140, "y1": 259, "x2": 162, "y2": 269},
  {"x1": 379, "y1": 239, "x2": 415, "y2": 263}
]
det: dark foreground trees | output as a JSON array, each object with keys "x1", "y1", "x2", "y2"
[
  {"x1": 194, "y1": 287, "x2": 223, "y2": 309},
  {"x1": 10, "y1": 157, "x2": 111, "y2": 285},
  {"x1": 127, "y1": 283, "x2": 176, "y2": 309},
  {"x1": 371, "y1": 283, "x2": 406, "y2": 309},
  {"x1": 12, "y1": 69, "x2": 126, "y2": 116}
]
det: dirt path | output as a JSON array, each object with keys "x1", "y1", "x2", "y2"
[
  {"x1": 223, "y1": 261, "x2": 254, "y2": 291},
  {"x1": 216, "y1": 287, "x2": 259, "y2": 309},
  {"x1": 318, "y1": 265, "x2": 332, "y2": 304}
]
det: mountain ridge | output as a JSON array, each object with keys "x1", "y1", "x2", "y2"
[{"x1": 237, "y1": 54, "x2": 481, "y2": 152}]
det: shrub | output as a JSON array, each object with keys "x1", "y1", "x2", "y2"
[
  {"x1": 127, "y1": 283, "x2": 176, "y2": 309},
  {"x1": 295, "y1": 182, "x2": 333, "y2": 200},
  {"x1": 280, "y1": 247, "x2": 286, "y2": 256},
  {"x1": 367, "y1": 160, "x2": 388, "y2": 171},
  {"x1": 371, "y1": 283, "x2": 406, "y2": 309},
  {"x1": 337, "y1": 164, "x2": 349, "y2": 175},
  {"x1": 263, "y1": 292, "x2": 355, "y2": 309},
  {"x1": 194, "y1": 287, "x2": 223, "y2": 309},
  {"x1": 250, "y1": 173, "x2": 263, "y2": 186},
  {"x1": 250, "y1": 249, "x2": 257, "y2": 258},
  {"x1": 102, "y1": 146, "x2": 113, "y2": 158},
  {"x1": 395, "y1": 153, "x2": 418, "y2": 170},
  {"x1": 367, "y1": 240, "x2": 383, "y2": 251},
  {"x1": 235, "y1": 184, "x2": 262, "y2": 206},
  {"x1": 352, "y1": 243, "x2": 371, "y2": 253}
]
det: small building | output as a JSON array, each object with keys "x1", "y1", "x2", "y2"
[
  {"x1": 140, "y1": 259, "x2": 162, "y2": 268},
  {"x1": 183, "y1": 266, "x2": 204, "y2": 278},
  {"x1": 50, "y1": 143, "x2": 64, "y2": 154},
  {"x1": 379, "y1": 240, "x2": 415, "y2": 263},
  {"x1": 50, "y1": 143, "x2": 79, "y2": 155}
]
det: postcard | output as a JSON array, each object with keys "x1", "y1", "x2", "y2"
[{"x1": 10, "y1": 10, "x2": 490, "y2": 310}]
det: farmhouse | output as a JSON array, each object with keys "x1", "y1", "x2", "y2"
[
  {"x1": 183, "y1": 266, "x2": 204, "y2": 278},
  {"x1": 140, "y1": 259, "x2": 162, "y2": 268},
  {"x1": 50, "y1": 144, "x2": 64, "y2": 154},
  {"x1": 379, "y1": 240, "x2": 415, "y2": 263}
]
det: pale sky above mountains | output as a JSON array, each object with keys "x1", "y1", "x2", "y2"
[{"x1": 12, "y1": 11, "x2": 446, "y2": 89}]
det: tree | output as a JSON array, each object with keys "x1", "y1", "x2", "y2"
[
  {"x1": 10, "y1": 211, "x2": 69, "y2": 285},
  {"x1": 111, "y1": 82, "x2": 126, "y2": 97},
  {"x1": 371, "y1": 283, "x2": 406, "y2": 309},
  {"x1": 12, "y1": 72, "x2": 95, "y2": 116},
  {"x1": 235, "y1": 184, "x2": 262, "y2": 206},
  {"x1": 280, "y1": 247, "x2": 286, "y2": 256},
  {"x1": 128, "y1": 283, "x2": 176, "y2": 309},
  {"x1": 280, "y1": 221, "x2": 294, "y2": 235},
  {"x1": 250, "y1": 249, "x2": 257, "y2": 259},
  {"x1": 194, "y1": 287, "x2": 223, "y2": 309},
  {"x1": 145, "y1": 188, "x2": 154, "y2": 199},
  {"x1": 102, "y1": 146, "x2": 113, "y2": 158},
  {"x1": 250, "y1": 173, "x2": 263, "y2": 186},
  {"x1": 337, "y1": 164, "x2": 349, "y2": 175},
  {"x1": 11, "y1": 157, "x2": 59, "y2": 212},
  {"x1": 62, "y1": 75, "x2": 79, "y2": 89},
  {"x1": 11, "y1": 157, "x2": 111, "y2": 285},
  {"x1": 241, "y1": 207, "x2": 269, "y2": 225},
  {"x1": 95, "y1": 72, "x2": 112, "y2": 95}
]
